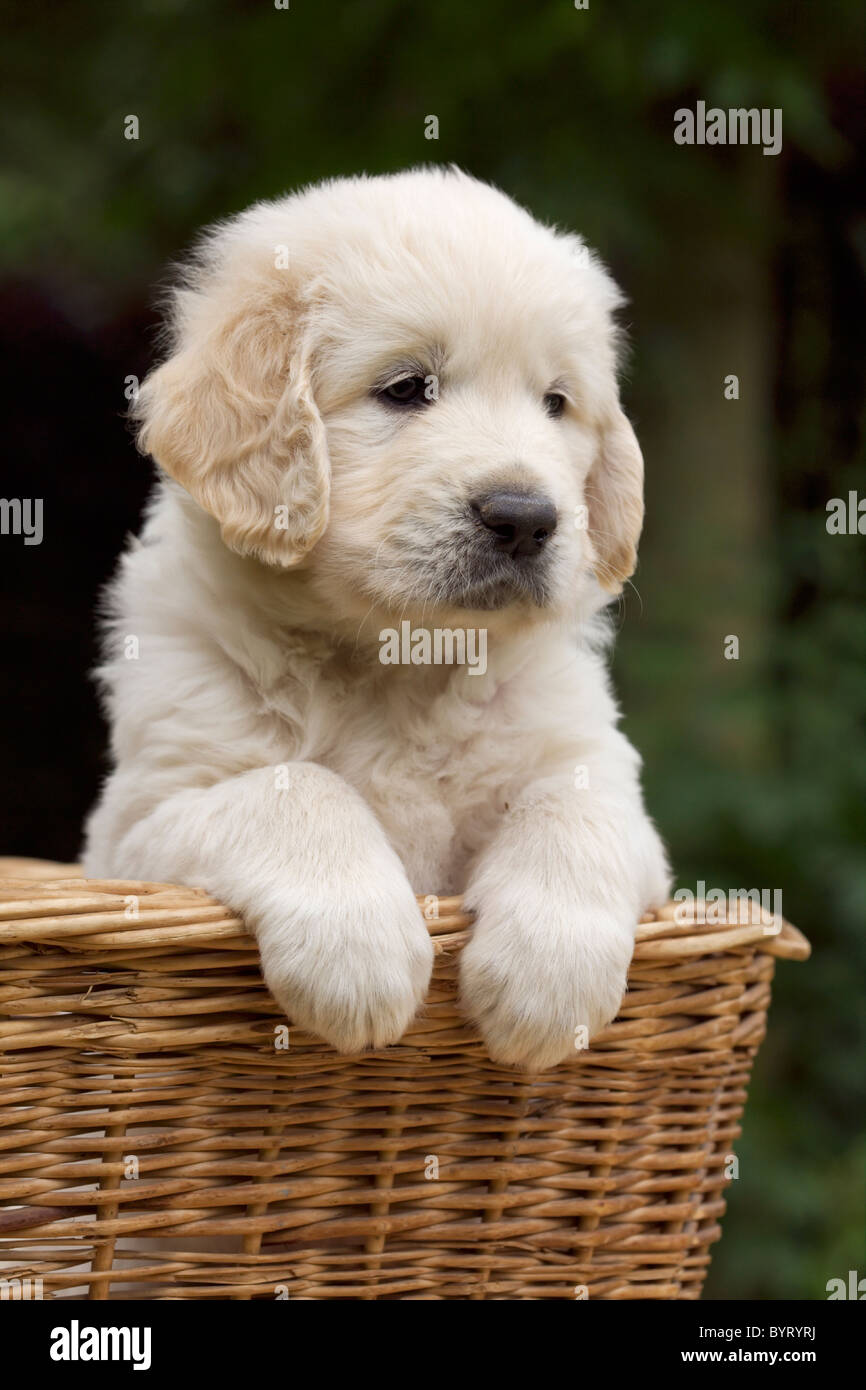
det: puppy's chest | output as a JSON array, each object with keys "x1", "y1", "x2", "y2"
[
  {"x1": 310, "y1": 675, "x2": 518, "y2": 884},
  {"x1": 321, "y1": 680, "x2": 493, "y2": 798}
]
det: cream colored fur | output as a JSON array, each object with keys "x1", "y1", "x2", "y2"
[{"x1": 84, "y1": 168, "x2": 669, "y2": 1070}]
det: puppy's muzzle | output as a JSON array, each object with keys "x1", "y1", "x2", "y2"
[{"x1": 471, "y1": 491, "x2": 558, "y2": 557}]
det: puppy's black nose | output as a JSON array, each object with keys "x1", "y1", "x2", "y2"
[{"x1": 473, "y1": 492, "x2": 558, "y2": 557}]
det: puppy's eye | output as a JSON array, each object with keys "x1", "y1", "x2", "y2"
[
  {"x1": 378, "y1": 375, "x2": 430, "y2": 408},
  {"x1": 543, "y1": 392, "x2": 567, "y2": 419}
]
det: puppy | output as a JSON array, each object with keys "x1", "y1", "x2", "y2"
[{"x1": 84, "y1": 168, "x2": 670, "y2": 1070}]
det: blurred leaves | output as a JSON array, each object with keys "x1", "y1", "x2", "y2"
[{"x1": 2, "y1": 0, "x2": 861, "y2": 299}]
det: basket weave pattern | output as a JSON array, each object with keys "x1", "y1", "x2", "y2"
[{"x1": 0, "y1": 859, "x2": 808, "y2": 1300}]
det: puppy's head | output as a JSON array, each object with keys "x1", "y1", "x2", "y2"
[{"x1": 136, "y1": 169, "x2": 643, "y2": 626}]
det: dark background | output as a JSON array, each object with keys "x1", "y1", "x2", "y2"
[{"x1": 1, "y1": 0, "x2": 863, "y2": 1297}]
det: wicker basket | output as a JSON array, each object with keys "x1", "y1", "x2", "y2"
[{"x1": 0, "y1": 857, "x2": 809, "y2": 1301}]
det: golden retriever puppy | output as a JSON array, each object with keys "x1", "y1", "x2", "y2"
[{"x1": 84, "y1": 168, "x2": 670, "y2": 1070}]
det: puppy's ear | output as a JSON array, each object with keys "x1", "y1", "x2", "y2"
[
  {"x1": 586, "y1": 408, "x2": 644, "y2": 593},
  {"x1": 135, "y1": 298, "x2": 329, "y2": 568}
]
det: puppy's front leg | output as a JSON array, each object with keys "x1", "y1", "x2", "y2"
[
  {"x1": 89, "y1": 764, "x2": 433, "y2": 1052},
  {"x1": 460, "y1": 767, "x2": 670, "y2": 1070}
]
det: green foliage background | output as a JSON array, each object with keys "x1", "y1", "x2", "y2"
[{"x1": 3, "y1": 0, "x2": 863, "y2": 1298}]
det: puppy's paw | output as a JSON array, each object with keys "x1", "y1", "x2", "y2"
[
  {"x1": 459, "y1": 895, "x2": 633, "y2": 1071},
  {"x1": 255, "y1": 879, "x2": 434, "y2": 1054}
]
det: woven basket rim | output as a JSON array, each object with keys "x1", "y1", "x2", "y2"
[
  {"x1": 0, "y1": 856, "x2": 809, "y2": 1301},
  {"x1": 0, "y1": 857, "x2": 810, "y2": 963}
]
